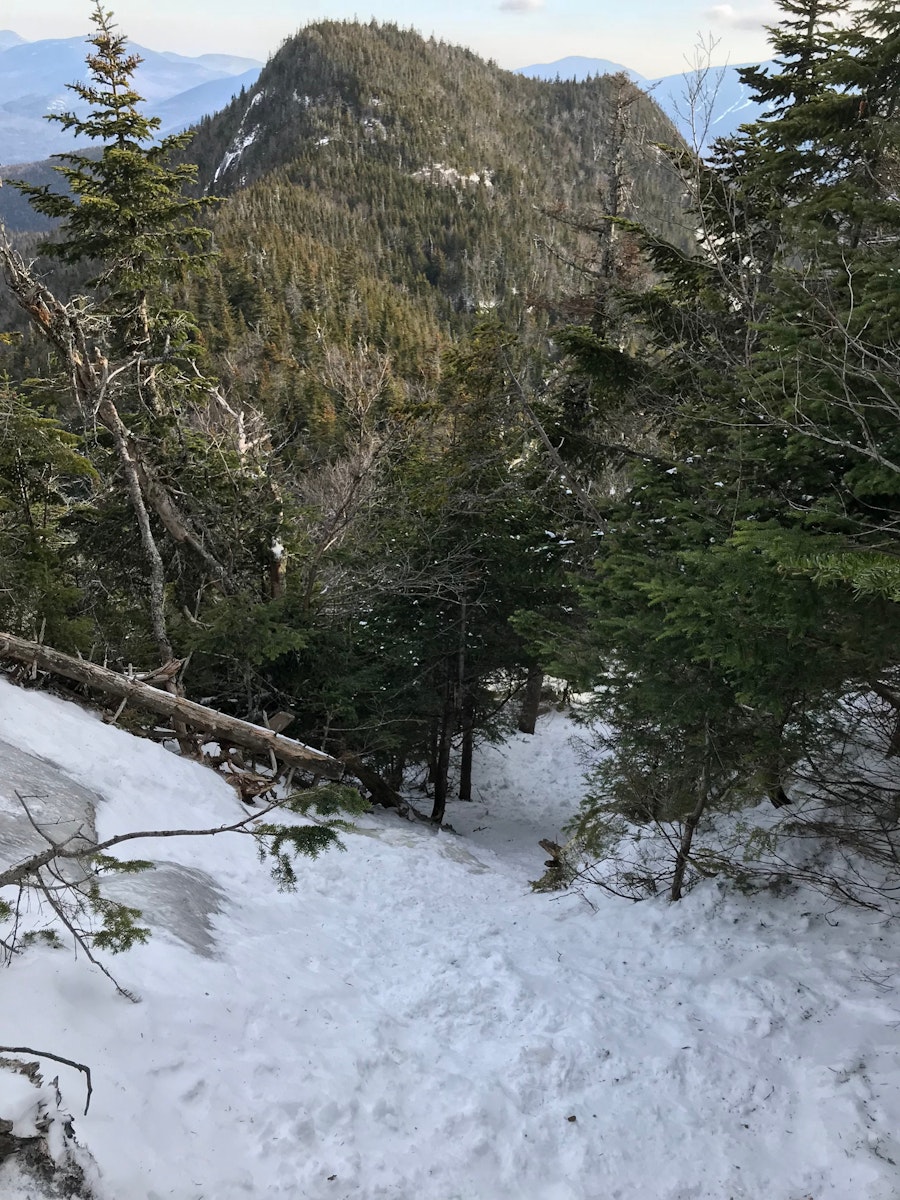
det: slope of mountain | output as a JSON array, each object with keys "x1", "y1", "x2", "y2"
[
  {"x1": 644, "y1": 59, "x2": 776, "y2": 149},
  {"x1": 0, "y1": 35, "x2": 262, "y2": 165},
  {"x1": 162, "y1": 51, "x2": 262, "y2": 75},
  {"x1": 516, "y1": 55, "x2": 777, "y2": 149},
  {"x1": 0, "y1": 31, "x2": 24, "y2": 52},
  {"x1": 152, "y1": 67, "x2": 262, "y2": 139}
]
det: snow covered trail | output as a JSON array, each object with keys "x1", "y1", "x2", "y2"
[{"x1": 1, "y1": 680, "x2": 899, "y2": 1199}]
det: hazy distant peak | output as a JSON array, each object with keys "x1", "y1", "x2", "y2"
[
  {"x1": 159, "y1": 50, "x2": 263, "y2": 75},
  {"x1": 193, "y1": 53, "x2": 264, "y2": 74},
  {"x1": 517, "y1": 56, "x2": 646, "y2": 83},
  {"x1": 0, "y1": 31, "x2": 26, "y2": 53}
]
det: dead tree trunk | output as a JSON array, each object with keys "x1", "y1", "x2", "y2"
[
  {"x1": 339, "y1": 753, "x2": 428, "y2": 823},
  {"x1": 0, "y1": 633, "x2": 342, "y2": 779},
  {"x1": 0, "y1": 229, "x2": 233, "y2": 608},
  {"x1": 97, "y1": 394, "x2": 172, "y2": 663}
]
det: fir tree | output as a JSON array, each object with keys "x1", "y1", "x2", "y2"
[
  {"x1": 17, "y1": 2, "x2": 213, "y2": 359},
  {"x1": 532, "y1": 0, "x2": 900, "y2": 897}
]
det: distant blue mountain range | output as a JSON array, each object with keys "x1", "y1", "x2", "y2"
[
  {"x1": 0, "y1": 32, "x2": 262, "y2": 165},
  {"x1": 516, "y1": 55, "x2": 777, "y2": 150}
]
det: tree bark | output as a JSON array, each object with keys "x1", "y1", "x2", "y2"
[
  {"x1": 430, "y1": 692, "x2": 455, "y2": 824},
  {"x1": 458, "y1": 689, "x2": 474, "y2": 800},
  {"x1": 870, "y1": 680, "x2": 900, "y2": 756},
  {"x1": 517, "y1": 665, "x2": 544, "y2": 735},
  {"x1": 671, "y1": 728, "x2": 711, "y2": 902},
  {"x1": 0, "y1": 633, "x2": 342, "y2": 778},
  {"x1": 339, "y1": 753, "x2": 428, "y2": 823},
  {"x1": 97, "y1": 395, "x2": 173, "y2": 663}
]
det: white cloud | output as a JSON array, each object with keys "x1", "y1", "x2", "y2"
[
  {"x1": 499, "y1": 0, "x2": 545, "y2": 12},
  {"x1": 703, "y1": 3, "x2": 776, "y2": 31}
]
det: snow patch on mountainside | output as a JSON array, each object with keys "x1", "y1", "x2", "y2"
[
  {"x1": 213, "y1": 90, "x2": 264, "y2": 182},
  {"x1": 411, "y1": 162, "x2": 494, "y2": 191}
]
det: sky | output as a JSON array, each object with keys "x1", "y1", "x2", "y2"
[{"x1": 1, "y1": 1, "x2": 780, "y2": 78}]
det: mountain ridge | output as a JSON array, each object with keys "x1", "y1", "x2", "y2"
[
  {"x1": 0, "y1": 33, "x2": 262, "y2": 165},
  {"x1": 515, "y1": 54, "x2": 776, "y2": 148},
  {"x1": 0, "y1": 20, "x2": 690, "y2": 441}
]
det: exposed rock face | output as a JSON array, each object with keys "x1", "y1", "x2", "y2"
[
  {"x1": 0, "y1": 737, "x2": 100, "y2": 883},
  {"x1": 0, "y1": 736, "x2": 225, "y2": 956}
]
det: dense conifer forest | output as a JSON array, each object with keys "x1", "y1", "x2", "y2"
[{"x1": 1, "y1": 0, "x2": 899, "y2": 900}]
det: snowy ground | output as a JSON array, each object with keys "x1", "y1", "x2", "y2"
[{"x1": 1, "y1": 680, "x2": 899, "y2": 1199}]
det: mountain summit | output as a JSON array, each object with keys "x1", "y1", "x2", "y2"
[{"x1": 180, "y1": 21, "x2": 683, "y2": 330}]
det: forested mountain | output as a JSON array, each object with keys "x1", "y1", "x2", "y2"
[
  {"x1": 0, "y1": 15, "x2": 687, "y2": 824},
  {"x1": 159, "y1": 22, "x2": 683, "y2": 435}
]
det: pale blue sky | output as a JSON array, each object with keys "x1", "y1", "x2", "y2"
[{"x1": 2, "y1": 1, "x2": 779, "y2": 77}]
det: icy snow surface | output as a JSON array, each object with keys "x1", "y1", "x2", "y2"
[{"x1": 1, "y1": 683, "x2": 899, "y2": 1199}]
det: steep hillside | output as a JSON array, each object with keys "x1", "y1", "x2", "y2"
[{"x1": 515, "y1": 53, "x2": 777, "y2": 150}]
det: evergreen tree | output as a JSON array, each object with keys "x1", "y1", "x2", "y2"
[
  {"x1": 17, "y1": 2, "x2": 213, "y2": 359},
  {"x1": 1, "y1": 5, "x2": 267, "y2": 676},
  {"x1": 532, "y1": 0, "x2": 900, "y2": 897},
  {"x1": 0, "y1": 376, "x2": 95, "y2": 647}
]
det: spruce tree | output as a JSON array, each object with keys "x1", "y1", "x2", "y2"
[
  {"x1": 532, "y1": 0, "x2": 900, "y2": 898},
  {"x1": 1, "y1": 5, "x2": 238, "y2": 671},
  {"x1": 17, "y1": 2, "x2": 213, "y2": 360}
]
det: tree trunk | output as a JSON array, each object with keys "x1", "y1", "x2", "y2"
[
  {"x1": 427, "y1": 715, "x2": 440, "y2": 786},
  {"x1": 97, "y1": 396, "x2": 173, "y2": 664},
  {"x1": 430, "y1": 693, "x2": 455, "y2": 825},
  {"x1": 870, "y1": 681, "x2": 900, "y2": 757},
  {"x1": 517, "y1": 665, "x2": 544, "y2": 735},
  {"x1": 458, "y1": 690, "x2": 475, "y2": 801},
  {"x1": 671, "y1": 728, "x2": 711, "y2": 902},
  {"x1": 0, "y1": 633, "x2": 342, "y2": 778}
]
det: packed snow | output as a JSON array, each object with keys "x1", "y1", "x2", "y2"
[{"x1": 0, "y1": 678, "x2": 899, "y2": 1199}]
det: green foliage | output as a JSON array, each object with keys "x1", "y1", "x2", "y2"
[
  {"x1": 20, "y1": 929, "x2": 65, "y2": 950},
  {"x1": 284, "y1": 782, "x2": 371, "y2": 819},
  {"x1": 0, "y1": 383, "x2": 96, "y2": 646},
  {"x1": 252, "y1": 782, "x2": 369, "y2": 891},
  {"x1": 531, "y1": 0, "x2": 900, "y2": 895},
  {"x1": 91, "y1": 854, "x2": 156, "y2": 875},
  {"x1": 86, "y1": 888, "x2": 151, "y2": 954},
  {"x1": 16, "y1": 2, "x2": 214, "y2": 319}
]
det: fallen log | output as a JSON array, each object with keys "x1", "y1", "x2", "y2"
[
  {"x1": 340, "y1": 753, "x2": 432, "y2": 824},
  {"x1": 0, "y1": 632, "x2": 343, "y2": 780}
]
